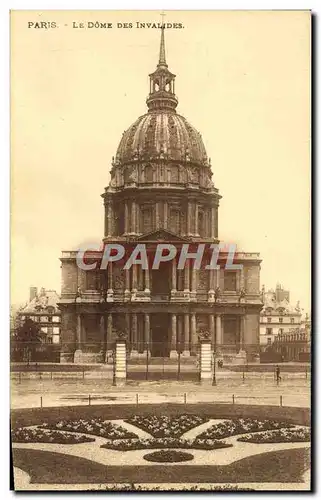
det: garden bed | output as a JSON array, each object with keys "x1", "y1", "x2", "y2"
[
  {"x1": 12, "y1": 427, "x2": 95, "y2": 445},
  {"x1": 197, "y1": 418, "x2": 295, "y2": 440},
  {"x1": 39, "y1": 418, "x2": 138, "y2": 440},
  {"x1": 124, "y1": 415, "x2": 208, "y2": 438},
  {"x1": 101, "y1": 437, "x2": 232, "y2": 451},
  {"x1": 143, "y1": 450, "x2": 194, "y2": 463},
  {"x1": 238, "y1": 427, "x2": 310, "y2": 444}
]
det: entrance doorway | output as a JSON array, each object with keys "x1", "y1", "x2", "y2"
[
  {"x1": 151, "y1": 263, "x2": 171, "y2": 296},
  {"x1": 150, "y1": 313, "x2": 170, "y2": 357}
]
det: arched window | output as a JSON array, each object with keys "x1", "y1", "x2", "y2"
[
  {"x1": 170, "y1": 165, "x2": 179, "y2": 183},
  {"x1": 198, "y1": 210, "x2": 205, "y2": 237},
  {"x1": 145, "y1": 165, "x2": 153, "y2": 183},
  {"x1": 170, "y1": 209, "x2": 180, "y2": 234},
  {"x1": 142, "y1": 208, "x2": 153, "y2": 234}
]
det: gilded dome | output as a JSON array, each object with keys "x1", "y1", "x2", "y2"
[{"x1": 116, "y1": 111, "x2": 208, "y2": 166}]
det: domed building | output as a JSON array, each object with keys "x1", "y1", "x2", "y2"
[{"x1": 59, "y1": 29, "x2": 263, "y2": 367}]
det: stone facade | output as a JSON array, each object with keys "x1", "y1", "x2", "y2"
[{"x1": 59, "y1": 28, "x2": 263, "y2": 364}]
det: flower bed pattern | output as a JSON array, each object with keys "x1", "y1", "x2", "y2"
[
  {"x1": 238, "y1": 427, "x2": 310, "y2": 444},
  {"x1": 101, "y1": 437, "x2": 232, "y2": 451},
  {"x1": 197, "y1": 419, "x2": 295, "y2": 440},
  {"x1": 143, "y1": 450, "x2": 194, "y2": 463},
  {"x1": 12, "y1": 427, "x2": 95, "y2": 444},
  {"x1": 125, "y1": 415, "x2": 208, "y2": 438},
  {"x1": 39, "y1": 419, "x2": 138, "y2": 440}
]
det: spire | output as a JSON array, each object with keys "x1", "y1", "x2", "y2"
[
  {"x1": 146, "y1": 27, "x2": 178, "y2": 112},
  {"x1": 158, "y1": 26, "x2": 167, "y2": 67}
]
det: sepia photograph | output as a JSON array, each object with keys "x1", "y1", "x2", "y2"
[{"x1": 10, "y1": 9, "x2": 311, "y2": 491}]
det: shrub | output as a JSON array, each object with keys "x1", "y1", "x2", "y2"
[
  {"x1": 197, "y1": 418, "x2": 295, "y2": 440},
  {"x1": 11, "y1": 427, "x2": 95, "y2": 444},
  {"x1": 39, "y1": 418, "x2": 138, "y2": 440},
  {"x1": 125, "y1": 414, "x2": 208, "y2": 438},
  {"x1": 143, "y1": 450, "x2": 194, "y2": 463},
  {"x1": 238, "y1": 427, "x2": 310, "y2": 444},
  {"x1": 101, "y1": 436, "x2": 232, "y2": 451}
]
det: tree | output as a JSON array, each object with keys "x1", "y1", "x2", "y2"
[{"x1": 12, "y1": 318, "x2": 45, "y2": 362}]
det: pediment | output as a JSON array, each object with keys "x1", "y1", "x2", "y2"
[{"x1": 137, "y1": 228, "x2": 190, "y2": 242}]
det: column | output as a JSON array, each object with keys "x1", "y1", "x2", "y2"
[
  {"x1": 76, "y1": 313, "x2": 82, "y2": 351},
  {"x1": 144, "y1": 313, "x2": 150, "y2": 352},
  {"x1": 177, "y1": 315, "x2": 183, "y2": 353},
  {"x1": 107, "y1": 262, "x2": 113, "y2": 301},
  {"x1": 124, "y1": 202, "x2": 129, "y2": 234},
  {"x1": 136, "y1": 203, "x2": 140, "y2": 233},
  {"x1": 211, "y1": 206, "x2": 215, "y2": 239},
  {"x1": 171, "y1": 258, "x2": 177, "y2": 296},
  {"x1": 155, "y1": 201, "x2": 160, "y2": 229},
  {"x1": 170, "y1": 313, "x2": 177, "y2": 357},
  {"x1": 144, "y1": 267, "x2": 150, "y2": 293},
  {"x1": 184, "y1": 266, "x2": 190, "y2": 294},
  {"x1": 163, "y1": 202, "x2": 168, "y2": 229},
  {"x1": 187, "y1": 202, "x2": 192, "y2": 235},
  {"x1": 208, "y1": 268, "x2": 215, "y2": 302},
  {"x1": 131, "y1": 200, "x2": 136, "y2": 234},
  {"x1": 105, "y1": 313, "x2": 113, "y2": 362},
  {"x1": 99, "y1": 314, "x2": 105, "y2": 355},
  {"x1": 132, "y1": 313, "x2": 138, "y2": 352},
  {"x1": 216, "y1": 314, "x2": 222, "y2": 352},
  {"x1": 106, "y1": 202, "x2": 112, "y2": 238},
  {"x1": 132, "y1": 264, "x2": 138, "y2": 293},
  {"x1": 215, "y1": 207, "x2": 218, "y2": 238},
  {"x1": 190, "y1": 313, "x2": 197, "y2": 355},
  {"x1": 195, "y1": 202, "x2": 199, "y2": 236},
  {"x1": 124, "y1": 268, "x2": 131, "y2": 300},
  {"x1": 190, "y1": 268, "x2": 197, "y2": 301},
  {"x1": 215, "y1": 267, "x2": 220, "y2": 289},
  {"x1": 183, "y1": 313, "x2": 190, "y2": 355},
  {"x1": 240, "y1": 266, "x2": 245, "y2": 290},
  {"x1": 209, "y1": 314, "x2": 215, "y2": 349}
]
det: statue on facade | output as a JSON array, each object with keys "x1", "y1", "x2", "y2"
[
  {"x1": 198, "y1": 329, "x2": 211, "y2": 341},
  {"x1": 238, "y1": 288, "x2": 246, "y2": 303},
  {"x1": 214, "y1": 286, "x2": 221, "y2": 303},
  {"x1": 75, "y1": 286, "x2": 82, "y2": 303}
]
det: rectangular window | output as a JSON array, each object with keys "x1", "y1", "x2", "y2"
[
  {"x1": 267, "y1": 317, "x2": 272, "y2": 323},
  {"x1": 224, "y1": 271, "x2": 237, "y2": 291},
  {"x1": 266, "y1": 328, "x2": 272, "y2": 335},
  {"x1": 290, "y1": 318, "x2": 294, "y2": 324},
  {"x1": 279, "y1": 317, "x2": 283, "y2": 323},
  {"x1": 267, "y1": 338, "x2": 272, "y2": 345}
]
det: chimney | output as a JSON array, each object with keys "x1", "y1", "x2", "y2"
[{"x1": 29, "y1": 286, "x2": 37, "y2": 302}]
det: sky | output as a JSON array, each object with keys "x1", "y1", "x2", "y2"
[{"x1": 11, "y1": 10, "x2": 310, "y2": 311}]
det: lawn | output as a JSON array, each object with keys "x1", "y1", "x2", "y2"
[{"x1": 13, "y1": 447, "x2": 310, "y2": 484}]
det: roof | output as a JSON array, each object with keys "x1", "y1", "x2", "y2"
[
  {"x1": 261, "y1": 292, "x2": 300, "y2": 315},
  {"x1": 20, "y1": 289, "x2": 60, "y2": 314}
]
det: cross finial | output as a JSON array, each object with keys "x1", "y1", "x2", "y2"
[{"x1": 158, "y1": 13, "x2": 167, "y2": 66}]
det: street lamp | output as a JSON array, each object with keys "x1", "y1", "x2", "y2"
[{"x1": 212, "y1": 351, "x2": 216, "y2": 386}]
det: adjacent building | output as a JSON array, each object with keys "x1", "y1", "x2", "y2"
[
  {"x1": 18, "y1": 287, "x2": 61, "y2": 344},
  {"x1": 59, "y1": 28, "x2": 263, "y2": 364},
  {"x1": 274, "y1": 313, "x2": 311, "y2": 362},
  {"x1": 260, "y1": 283, "x2": 302, "y2": 347}
]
